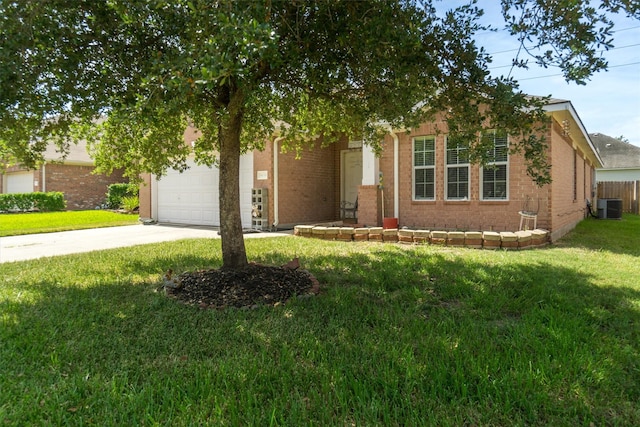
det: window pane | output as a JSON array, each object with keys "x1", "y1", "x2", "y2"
[
  {"x1": 483, "y1": 182, "x2": 493, "y2": 198},
  {"x1": 459, "y1": 148, "x2": 469, "y2": 163},
  {"x1": 414, "y1": 136, "x2": 435, "y2": 168},
  {"x1": 448, "y1": 183, "x2": 457, "y2": 197},
  {"x1": 414, "y1": 137, "x2": 435, "y2": 200},
  {"x1": 447, "y1": 166, "x2": 469, "y2": 199},
  {"x1": 425, "y1": 168, "x2": 434, "y2": 183},
  {"x1": 447, "y1": 137, "x2": 468, "y2": 165},
  {"x1": 494, "y1": 145, "x2": 508, "y2": 162},
  {"x1": 481, "y1": 130, "x2": 509, "y2": 200},
  {"x1": 448, "y1": 168, "x2": 457, "y2": 181},
  {"x1": 460, "y1": 183, "x2": 468, "y2": 198},
  {"x1": 425, "y1": 183, "x2": 434, "y2": 199},
  {"x1": 425, "y1": 151, "x2": 435, "y2": 166},
  {"x1": 425, "y1": 138, "x2": 435, "y2": 151},
  {"x1": 447, "y1": 150, "x2": 454, "y2": 164},
  {"x1": 459, "y1": 167, "x2": 468, "y2": 181},
  {"x1": 483, "y1": 129, "x2": 509, "y2": 162},
  {"x1": 482, "y1": 164, "x2": 507, "y2": 200}
]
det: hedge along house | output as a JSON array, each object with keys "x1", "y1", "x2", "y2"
[
  {"x1": 0, "y1": 139, "x2": 126, "y2": 210},
  {"x1": 139, "y1": 98, "x2": 601, "y2": 241}
]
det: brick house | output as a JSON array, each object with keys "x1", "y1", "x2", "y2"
[
  {"x1": 354, "y1": 99, "x2": 602, "y2": 241},
  {"x1": 139, "y1": 98, "x2": 602, "y2": 241},
  {"x1": 591, "y1": 133, "x2": 640, "y2": 182},
  {"x1": 1, "y1": 140, "x2": 126, "y2": 210}
]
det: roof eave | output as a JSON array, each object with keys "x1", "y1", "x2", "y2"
[{"x1": 543, "y1": 100, "x2": 604, "y2": 167}]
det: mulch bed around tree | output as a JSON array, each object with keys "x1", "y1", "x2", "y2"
[{"x1": 162, "y1": 259, "x2": 321, "y2": 309}]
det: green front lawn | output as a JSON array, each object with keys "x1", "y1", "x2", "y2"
[
  {"x1": 0, "y1": 210, "x2": 140, "y2": 236},
  {"x1": 1, "y1": 215, "x2": 638, "y2": 425}
]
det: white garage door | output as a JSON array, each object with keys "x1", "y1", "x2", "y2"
[
  {"x1": 5, "y1": 172, "x2": 34, "y2": 194},
  {"x1": 156, "y1": 155, "x2": 253, "y2": 227}
]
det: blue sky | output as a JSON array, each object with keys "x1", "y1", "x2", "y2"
[{"x1": 436, "y1": 2, "x2": 640, "y2": 147}]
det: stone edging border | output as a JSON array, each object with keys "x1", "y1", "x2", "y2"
[{"x1": 293, "y1": 226, "x2": 549, "y2": 250}]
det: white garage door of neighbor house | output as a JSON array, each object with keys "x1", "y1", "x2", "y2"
[
  {"x1": 156, "y1": 155, "x2": 253, "y2": 227},
  {"x1": 6, "y1": 172, "x2": 34, "y2": 194}
]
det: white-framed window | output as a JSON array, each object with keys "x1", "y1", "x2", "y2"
[
  {"x1": 445, "y1": 135, "x2": 469, "y2": 200},
  {"x1": 480, "y1": 129, "x2": 509, "y2": 200},
  {"x1": 413, "y1": 136, "x2": 436, "y2": 200}
]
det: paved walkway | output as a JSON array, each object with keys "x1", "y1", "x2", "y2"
[{"x1": 0, "y1": 224, "x2": 292, "y2": 263}]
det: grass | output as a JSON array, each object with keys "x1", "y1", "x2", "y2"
[
  {"x1": 0, "y1": 210, "x2": 140, "y2": 236},
  {"x1": 1, "y1": 215, "x2": 638, "y2": 425}
]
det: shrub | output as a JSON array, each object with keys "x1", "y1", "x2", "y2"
[
  {"x1": 0, "y1": 192, "x2": 66, "y2": 212},
  {"x1": 33, "y1": 192, "x2": 66, "y2": 212},
  {"x1": 105, "y1": 183, "x2": 138, "y2": 209},
  {"x1": 120, "y1": 195, "x2": 139, "y2": 213}
]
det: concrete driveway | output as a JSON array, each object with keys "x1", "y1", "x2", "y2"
[{"x1": 0, "y1": 224, "x2": 292, "y2": 263}]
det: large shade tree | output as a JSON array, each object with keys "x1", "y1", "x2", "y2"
[{"x1": 1, "y1": 0, "x2": 637, "y2": 269}]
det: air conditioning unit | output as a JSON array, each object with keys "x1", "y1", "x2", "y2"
[{"x1": 597, "y1": 198, "x2": 622, "y2": 219}]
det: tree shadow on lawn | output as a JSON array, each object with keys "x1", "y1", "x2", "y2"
[{"x1": 2, "y1": 243, "x2": 639, "y2": 424}]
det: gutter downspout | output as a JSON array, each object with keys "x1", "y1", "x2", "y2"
[
  {"x1": 42, "y1": 162, "x2": 46, "y2": 192},
  {"x1": 272, "y1": 136, "x2": 284, "y2": 229}
]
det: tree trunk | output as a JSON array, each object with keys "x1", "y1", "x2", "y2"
[{"x1": 218, "y1": 103, "x2": 248, "y2": 270}]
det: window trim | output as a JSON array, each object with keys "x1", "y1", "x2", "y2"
[
  {"x1": 445, "y1": 135, "x2": 470, "y2": 201},
  {"x1": 480, "y1": 130, "x2": 509, "y2": 201},
  {"x1": 412, "y1": 135, "x2": 436, "y2": 201},
  {"x1": 573, "y1": 149, "x2": 578, "y2": 201}
]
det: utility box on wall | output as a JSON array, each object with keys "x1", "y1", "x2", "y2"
[{"x1": 251, "y1": 188, "x2": 269, "y2": 230}]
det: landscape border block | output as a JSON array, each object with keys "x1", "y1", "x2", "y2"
[
  {"x1": 413, "y1": 230, "x2": 430, "y2": 244},
  {"x1": 515, "y1": 230, "x2": 533, "y2": 249},
  {"x1": 482, "y1": 231, "x2": 501, "y2": 249},
  {"x1": 383, "y1": 228, "x2": 399, "y2": 243},
  {"x1": 464, "y1": 231, "x2": 483, "y2": 248},
  {"x1": 447, "y1": 231, "x2": 465, "y2": 247},
  {"x1": 398, "y1": 229, "x2": 415, "y2": 244},
  {"x1": 368, "y1": 227, "x2": 384, "y2": 242},
  {"x1": 500, "y1": 231, "x2": 519, "y2": 249},
  {"x1": 430, "y1": 230, "x2": 448, "y2": 245}
]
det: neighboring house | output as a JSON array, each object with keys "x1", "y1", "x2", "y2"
[
  {"x1": 139, "y1": 98, "x2": 602, "y2": 241},
  {"x1": 0, "y1": 140, "x2": 126, "y2": 210},
  {"x1": 590, "y1": 133, "x2": 640, "y2": 182}
]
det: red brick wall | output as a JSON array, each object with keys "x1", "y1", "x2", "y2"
[
  {"x1": 375, "y1": 119, "x2": 552, "y2": 232},
  {"x1": 2, "y1": 164, "x2": 125, "y2": 210},
  {"x1": 255, "y1": 138, "x2": 345, "y2": 227},
  {"x1": 548, "y1": 118, "x2": 594, "y2": 240},
  {"x1": 43, "y1": 164, "x2": 126, "y2": 210},
  {"x1": 139, "y1": 174, "x2": 153, "y2": 219},
  {"x1": 357, "y1": 185, "x2": 381, "y2": 227}
]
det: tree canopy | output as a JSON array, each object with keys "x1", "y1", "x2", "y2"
[{"x1": 1, "y1": 0, "x2": 637, "y2": 269}]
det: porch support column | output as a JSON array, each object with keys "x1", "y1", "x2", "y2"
[
  {"x1": 362, "y1": 143, "x2": 378, "y2": 186},
  {"x1": 358, "y1": 143, "x2": 381, "y2": 226}
]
